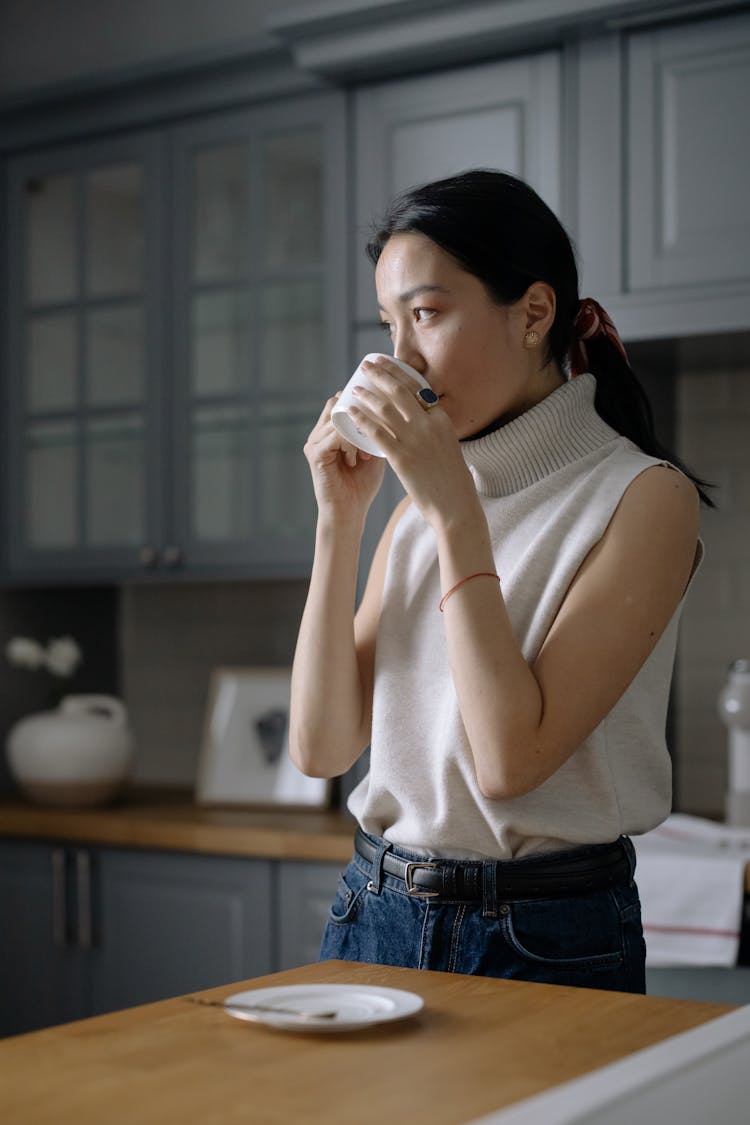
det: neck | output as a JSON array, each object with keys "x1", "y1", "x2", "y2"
[{"x1": 462, "y1": 360, "x2": 565, "y2": 442}]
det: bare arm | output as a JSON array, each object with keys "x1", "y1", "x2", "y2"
[
  {"x1": 289, "y1": 497, "x2": 406, "y2": 778},
  {"x1": 288, "y1": 387, "x2": 408, "y2": 778},
  {"x1": 436, "y1": 465, "x2": 699, "y2": 798}
]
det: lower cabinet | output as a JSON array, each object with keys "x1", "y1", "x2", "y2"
[
  {"x1": 87, "y1": 848, "x2": 274, "y2": 1018},
  {"x1": 0, "y1": 842, "x2": 84, "y2": 1035},
  {"x1": 276, "y1": 860, "x2": 340, "y2": 971},
  {"x1": 646, "y1": 967, "x2": 750, "y2": 1006},
  {"x1": 0, "y1": 840, "x2": 339, "y2": 1038}
]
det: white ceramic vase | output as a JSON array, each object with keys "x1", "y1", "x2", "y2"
[{"x1": 6, "y1": 694, "x2": 134, "y2": 807}]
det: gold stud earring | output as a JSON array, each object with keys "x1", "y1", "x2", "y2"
[{"x1": 523, "y1": 330, "x2": 540, "y2": 348}]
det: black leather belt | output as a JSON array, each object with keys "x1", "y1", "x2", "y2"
[{"x1": 354, "y1": 827, "x2": 631, "y2": 901}]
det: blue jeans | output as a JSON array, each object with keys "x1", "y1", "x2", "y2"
[{"x1": 319, "y1": 834, "x2": 646, "y2": 993}]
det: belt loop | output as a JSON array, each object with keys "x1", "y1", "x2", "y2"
[
  {"x1": 482, "y1": 861, "x2": 498, "y2": 918},
  {"x1": 620, "y1": 835, "x2": 636, "y2": 885},
  {"x1": 369, "y1": 837, "x2": 392, "y2": 894}
]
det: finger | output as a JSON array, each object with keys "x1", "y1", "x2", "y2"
[
  {"x1": 362, "y1": 357, "x2": 423, "y2": 395},
  {"x1": 346, "y1": 401, "x2": 399, "y2": 457},
  {"x1": 305, "y1": 414, "x2": 359, "y2": 464},
  {"x1": 352, "y1": 382, "x2": 416, "y2": 431},
  {"x1": 361, "y1": 361, "x2": 433, "y2": 419}
]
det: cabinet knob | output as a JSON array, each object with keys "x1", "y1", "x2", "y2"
[
  {"x1": 161, "y1": 545, "x2": 183, "y2": 568},
  {"x1": 139, "y1": 545, "x2": 158, "y2": 568}
]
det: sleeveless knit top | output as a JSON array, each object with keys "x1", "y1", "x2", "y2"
[{"x1": 348, "y1": 374, "x2": 698, "y2": 860}]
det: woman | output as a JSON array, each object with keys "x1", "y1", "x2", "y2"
[{"x1": 289, "y1": 170, "x2": 708, "y2": 993}]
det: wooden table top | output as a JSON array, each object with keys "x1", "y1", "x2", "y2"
[{"x1": 0, "y1": 960, "x2": 734, "y2": 1125}]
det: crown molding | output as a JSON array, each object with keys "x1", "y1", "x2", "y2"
[
  {"x1": 0, "y1": 35, "x2": 326, "y2": 152},
  {"x1": 268, "y1": 0, "x2": 742, "y2": 79}
]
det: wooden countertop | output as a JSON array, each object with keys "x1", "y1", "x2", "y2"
[
  {"x1": 0, "y1": 791, "x2": 355, "y2": 862},
  {"x1": 0, "y1": 959, "x2": 735, "y2": 1125},
  {"x1": 2, "y1": 794, "x2": 749, "y2": 890}
]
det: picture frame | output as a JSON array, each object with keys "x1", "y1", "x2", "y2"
[{"x1": 195, "y1": 666, "x2": 331, "y2": 809}]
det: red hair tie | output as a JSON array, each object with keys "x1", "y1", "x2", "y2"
[{"x1": 569, "y1": 298, "x2": 629, "y2": 377}]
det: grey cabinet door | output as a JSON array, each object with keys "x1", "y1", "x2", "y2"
[
  {"x1": 4, "y1": 132, "x2": 166, "y2": 580},
  {"x1": 353, "y1": 52, "x2": 562, "y2": 324},
  {"x1": 628, "y1": 10, "x2": 750, "y2": 291},
  {"x1": 275, "y1": 860, "x2": 339, "y2": 970},
  {"x1": 3, "y1": 92, "x2": 347, "y2": 583},
  {"x1": 88, "y1": 847, "x2": 273, "y2": 1016},
  {"x1": 169, "y1": 92, "x2": 348, "y2": 577},
  {"x1": 0, "y1": 842, "x2": 85, "y2": 1037}
]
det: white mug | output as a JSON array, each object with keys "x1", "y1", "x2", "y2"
[{"x1": 331, "y1": 353, "x2": 432, "y2": 457}]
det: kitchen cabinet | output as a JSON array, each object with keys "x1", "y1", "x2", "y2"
[
  {"x1": 167, "y1": 96, "x2": 346, "y2": 575},
  {"x1": 276, "y1": 859, "x2": 339, "y2": 970},
  {"x1": 4, "y1": 132, "x2": 165, "y2": 581},
  {"x1": 0, "y1": 840, "x2": 274, "y2": 1037},
  {"x1": 350, "y1": 11, "x2": 750, "y2": 341},
  {"x1": 574, "y1": 12, "x2": 750, "y2": 339},
  {"x1": 647, "y1": 967, "x2": 750, "y2": 1006},
  {"x1": 627, "y1": 10, "x2": 750, "y2": 293},
  {"x1": 0, "y1": 842, "x2": 84, "y2": 1035},
  {"x1": 2, "y1": 92, "x2": 347, "y2": 583},
  {"x1": 352, "y1": 51, "x2": 562, "y2": 324},
  {"x1": 86, "y1": 846, "x2": 273, "y2": 1017}
]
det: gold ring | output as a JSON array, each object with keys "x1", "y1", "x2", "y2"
[{"x1": 416, "y1": 388, "x2": 439, "y2": 410}]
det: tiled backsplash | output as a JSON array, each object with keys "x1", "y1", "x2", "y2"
[
  {"x1": 121, "y1": 579, "x2": 308, "y2": 787},
  {"x1": 674, "y1": 335, "x2": 750, "y2": 816}
]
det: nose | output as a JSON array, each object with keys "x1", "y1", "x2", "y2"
[{"x1": 393, "y1": 337, "x2": 425, "y2": 377}]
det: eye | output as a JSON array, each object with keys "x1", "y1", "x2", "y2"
[
  {"x1": 414, "y1": 307, "x2": 436, "y2": 323},
  {"x1": 379, "y1": 320, "x2": 394, "y2": 337}
]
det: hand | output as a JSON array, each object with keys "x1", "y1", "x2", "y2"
[
  {"x1": 346, "y1": 357, "x2": 478, "y2": 529},
  {"x1": 303, "y1": 393, "x2": 386, "y2": 521}
]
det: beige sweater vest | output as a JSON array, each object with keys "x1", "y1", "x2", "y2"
[{"x1": 348, "y1": 374, "x2": 698, "y2": 860}]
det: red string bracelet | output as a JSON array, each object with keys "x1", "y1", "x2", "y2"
[{"x1": 439, "y1": 572, "x2": 501, "y2": 613}]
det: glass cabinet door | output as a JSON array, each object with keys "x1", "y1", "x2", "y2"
[
  {"x1": 6, "y1": 135, "x2": 163, "y2": 575},
  {"x1": 171, "y1": 95, "x2": 347, "y2": 572},
  {"x1": 3, "y1": 95, "x2": 345, "y2": 581}
]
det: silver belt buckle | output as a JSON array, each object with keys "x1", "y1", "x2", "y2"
[{"x1": 403, "y1": 861, "x2": 441, "y2": 898}]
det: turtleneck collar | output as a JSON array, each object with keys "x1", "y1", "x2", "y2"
[{"x1": 461, "y1": 373, "x2": 619, "y2": 497}]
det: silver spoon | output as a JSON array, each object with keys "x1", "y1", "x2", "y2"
[{"x1": 186, "y1": 995, "x2": 338, "y2": 1020}]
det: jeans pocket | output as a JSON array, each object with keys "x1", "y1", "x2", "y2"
[
  {"x1": 327, "y1": 864, "x2": 369, "y2": 926},
  {"x1": 501, "y1": 893, "x2": 624, "y2": 972}
]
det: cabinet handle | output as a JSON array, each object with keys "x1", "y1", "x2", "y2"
[
  {"x1": 161, "y1": 545, "x2": 183, "y2": 568},
  {"x1": 139, "y1": 545, "x2": 158, "y2": 568},
  {"x1": 76, "y1": 850, "x2": 93, "y2": 951},
  {"x1": 51, "y1": 848, "x2": 68, "y2": 948}
]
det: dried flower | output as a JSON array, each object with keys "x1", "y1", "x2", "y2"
[
  {"x1": 45, "y1": 637, "x2": 83, "y2": 677},
  {"x1": 6, "y1": 635, "x2": 82, "y2": 678},
  {"x1": 5, "y1": 637, "x2": 46, "y2": 670}
]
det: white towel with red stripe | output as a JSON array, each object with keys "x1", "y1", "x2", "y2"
[{"x1": 633, "y1": 814, "x2": 750, "y2": 967}]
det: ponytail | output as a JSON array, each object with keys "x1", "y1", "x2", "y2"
[{"x1": 571, "y1": 304, "x2": 715, "y2": 507}]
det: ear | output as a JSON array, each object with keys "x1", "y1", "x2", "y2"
[{"x1": 522, "y1": 281, "x2": 556, "y2": 338}]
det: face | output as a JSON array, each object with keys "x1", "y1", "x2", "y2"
[{"x1": 374, "y1": 232, "x2": 552, "y2": 439}]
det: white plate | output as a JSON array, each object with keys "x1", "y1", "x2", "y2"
[{"x1": 222, "y1": 983, "x2": 424, "y2": 1032}]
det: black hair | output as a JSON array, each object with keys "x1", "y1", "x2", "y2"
[{"x1": 366, "y1": 169, "x2": 714, "y2": 506}]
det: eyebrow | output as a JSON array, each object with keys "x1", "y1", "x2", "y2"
[{"x1": 377, "y1": 284, "x2": 450, "y2": 310}]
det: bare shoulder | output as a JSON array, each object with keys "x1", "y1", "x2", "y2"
[
  {"x1": 617, "y1": 464, "x2": 699, "y2": 536},
  {"x1": 599, "y1": 464, "x2": 700, "y2": 597}
]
